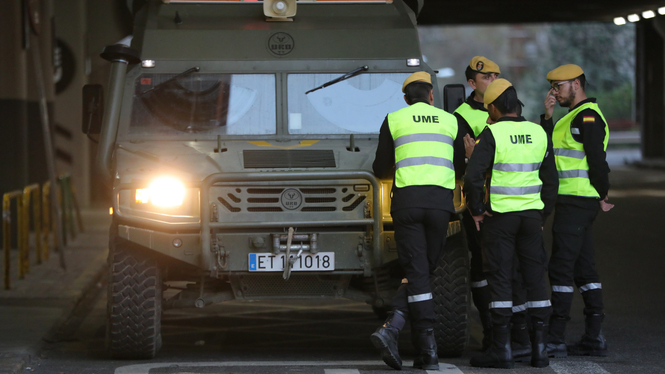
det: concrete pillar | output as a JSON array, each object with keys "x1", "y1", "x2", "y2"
[
  {"x1": 25, "y1": 0, "x2": 56, "y2": 187},
  {"x1": 0, "y1": 0, "x2": 29, "y2": 192},
  {"x1": 53, "y1": 0, "x2": 90, "y2": 206},
  {"x1": 636, "y1": 19, "x2": 665, "y2": 159}
]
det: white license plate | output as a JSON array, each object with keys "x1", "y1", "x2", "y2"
[{"x1": 248, "y1": 252, "x2": 335, "y2": 272}]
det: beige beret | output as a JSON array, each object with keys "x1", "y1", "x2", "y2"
[
  {"x1": 402, "y1": 71, "x2": 432, "y2": 93},
  {"x1": 546, "y1": 64, "x2": 584, "y2": 81},
  {"x1": 469, "y1": 56, "x2": 501, "y2": 75},
  {"x1": 484, "y1": 78, "x2": 513, "y2": 109}
]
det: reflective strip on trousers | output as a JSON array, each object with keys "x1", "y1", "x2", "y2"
[
  {"x1": 396, "y1": 156, "x2": 454, "y2": 170},
  {"x1": 512, "y1": 304, "x2": 527, "y2": 313},
  {"x1": 579, "y1": 283, "x2": 602, "y2": 293},
  {"x1": 394, "y1": 133, "x2": 453, "y2": 148},
  {"x1": 493, "y1": 162, "x2": 542, "y2": 172},
  {"x1": 408, "y1": 292, "x2": 433, "y2": 303},
  {"x1": 527, "y1": 300, "x2": 552, "y2": 308},
  {"x1": 490, "y1": 185, "x2": 542, "y2": 195},
  {"x1": 552, "y1": 285, "x2": 574, "y2": 293},
  {"x1": 471, "y1": 279, "x2": 488, "y2": 288},
  {"x1": 554, "y1": 148, "x2": 586, "y2": 159},
  {"x1": 558, "y1": 169, "x2": 589, "y2": 179},
  {"x1": 490, "y1": 301, "x2": 513, "y2": 309}
]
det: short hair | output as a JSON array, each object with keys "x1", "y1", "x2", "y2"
[
  {"x1": 575, "y1": 74, "x2": 586, "y2": 90},
  {"x1": 490, "y1": 86, "x2": 521, "y2": 114},
  {"x1": 404, "y1": 82, "x2": 433, "y2": 104},
  {"x1": 465, "y1": 66, "x2": 479, "y2": 82}
]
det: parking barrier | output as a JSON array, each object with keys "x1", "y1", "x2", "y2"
[
  {"x1": 3, "y1": 190, "x2": 23, "y2": 290},
  {"x1": 2, "y1": 175, "x2": 82, "y2": 290}
]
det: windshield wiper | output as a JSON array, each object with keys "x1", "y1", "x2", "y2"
[
  {"x1": 140, "y1": 66, "x2": 200, "y2": 96},
  {"x1": 305, "y1": 65, "x2": 369, "y2": 94}
]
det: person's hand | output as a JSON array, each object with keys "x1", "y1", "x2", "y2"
[
  {"x1": 472, "y1": 211, "x2": 493, "y2": 231},
  {"x1": 464, "y1": 134, "x2": 476, "y2": 159},
  {"x1": 544, "y1": 89, "x2": 556, "y2": 120},
  {"x1": 599, "y1": 196, "x2": 614, "y2": 212}
]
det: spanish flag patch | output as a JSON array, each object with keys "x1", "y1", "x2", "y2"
[
  {"x1": 475, "y1": 139, "x2": 481, "y2": 145},
  {"x1": 583, "y1": 116, "x2": 595, "y2": 123}
]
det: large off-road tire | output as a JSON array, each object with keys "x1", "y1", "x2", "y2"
[
  {"x1": 106, "y1": 233, "x2": 162, "y2": 359},
  {"x1": 432, "y1": 231, "x2": 469, "y2": 357}
]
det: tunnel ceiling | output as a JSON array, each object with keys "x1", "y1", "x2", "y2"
[{"x1": 415, "y1": 1, "x2": 665, "y2": 24}]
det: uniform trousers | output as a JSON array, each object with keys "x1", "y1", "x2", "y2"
[
  {"x1": 549, "y1": 202, "x2": 604, "y2": 318},
  {"x1": 481, "y1": 212, "x2": 551, "y2": 326},
  {"x1": 391, "y1": 207, "x2": 451, "y2": 330},
  {"x1": 462, "y1": 210, "x2": 492, "y2": 305}
]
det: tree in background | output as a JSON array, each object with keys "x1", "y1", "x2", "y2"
[{"x1": 419, "y1": 23, "x2": 636, "y2": 130}]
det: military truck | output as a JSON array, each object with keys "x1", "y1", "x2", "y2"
[{"x1": 82, "y1": 0, "x2": 469, "y2": 359}]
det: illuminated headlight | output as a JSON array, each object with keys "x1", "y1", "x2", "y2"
[{"x1": 135, "y1": 176, "x2": 186, "y2": 208}]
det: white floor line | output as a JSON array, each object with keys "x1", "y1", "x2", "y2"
[
  {"x1": 427, "y1": 363, "x2": 464, "y2": 374},
  {"x1": 324, "y1": 369, "x2": 360, "y2": 374},
  {"x1": 114, "y1": 360, "x2": 463, "y2": 374},
  {"x1": 551, "y1": 361, "x2": 611, "y2": 374}
]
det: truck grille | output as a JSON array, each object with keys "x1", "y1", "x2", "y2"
[
  {"x1": 216, "y1": 186, "x2": 368, "y2": 213},
  {"x1": 243, "y1": 150, "x2": 336, "y2": 168}
]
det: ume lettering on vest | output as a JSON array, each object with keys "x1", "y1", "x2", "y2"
[
  {"x1": 412, "y1": 115, "x2": 439, "y2": 123},
  {"x1": 510, "y1": 134, "x2": 532, "y2": 144}
]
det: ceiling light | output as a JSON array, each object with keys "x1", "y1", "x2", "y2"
[
  {"x1": 659, "y1": 7, "x2": 665, "y2": 15},
  {"x1": 627, "y1": 14, "x2": 640, "y2": 22},
  {"x1": 614, "y1": 17, "x2": 626, "y2": 25},
  {"x1": 643, "y1": 10, "x2": 656, "y2": 19}
]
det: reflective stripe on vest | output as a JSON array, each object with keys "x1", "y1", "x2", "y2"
[
  {"x1": 454, "y1": 102, "x2": 489, "y2": 137},
  {"x1": 488, "y1": 120, "x2": 547, "y2": 213},
  {"x1": 388, "y1": 102, "x2": 457, "y2": 189},
  {"x1": 552, "y1": 102, "x2": 609, "y2": 198}
]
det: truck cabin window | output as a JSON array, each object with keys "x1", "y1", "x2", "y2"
[
  {"x1": 130, "y1": 74, "x2": 276, "y2": 135},
  {"x1": 288, "y1": 73, "x2": 410, "y2": 134}
]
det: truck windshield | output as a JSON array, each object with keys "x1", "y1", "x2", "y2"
[
  {"x1": 130, "y1": 73, "x2": 276, "y2": 135},
  {"x1": 288, "y1": 73, "x2": 410, "y2": 134}
]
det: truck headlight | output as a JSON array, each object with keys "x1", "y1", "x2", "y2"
[{"x1": 135, "y1": 176, "x2": 186, "y2": 208}]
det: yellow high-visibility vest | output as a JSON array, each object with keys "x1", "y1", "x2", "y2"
[
  {"x1": 454, "y1": 102, "x2": 489, "y2": 137},
  {"x1": 552, "y1": 102, "x2": 609, "y2": 198},
  {"x1": 488, "y1": 120, "x2": 548, "y2": 213},
  {"x1": 388, "y1": 102, "x2": 457, "y2": 189}
]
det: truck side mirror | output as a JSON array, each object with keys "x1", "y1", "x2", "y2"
[
  {"x1": 443, "y1": 84, "x2": 466, "y2": 114},
  {"x1": 82, "y1": 84, "x2": 104, "y2": 136}
]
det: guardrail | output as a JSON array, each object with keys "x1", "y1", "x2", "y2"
[{"x1": 2, "y1": 174, "x2": 82, "y2": 290}]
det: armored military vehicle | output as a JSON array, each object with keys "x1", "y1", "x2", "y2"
[{"x1": 83, "y1": 0, "x2": 469, "y2": 359}]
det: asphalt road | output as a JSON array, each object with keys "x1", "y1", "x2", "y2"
[{"x1": 27, "y1": 166, "x2": 665, "y2": 374}]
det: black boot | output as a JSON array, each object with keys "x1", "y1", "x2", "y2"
[
  {"x1": 479, "y1": 309, "x2": 493, "y2": 351},
  {"x1": 470, "y1": 324, "x2": 514, "y2": 369},
  {"x1": 472, "y1": 287, "x2": 493, "y2": 351},
  {"x1": 370, "y1": 310, "x2": 406, "y2": 370},
  {"x1": 412, "y1": 328, "x2": 439, "y2": 370},
  {"x1": 531, "y1": 321, "x2": 549, "y2": 368},
  {"x1": 546, "y1": 316, "x2": 568, "y2": 358},
  {"x1": 568, "y1": 314, "x2": 608, "y2": 356},
  {"x1": 511, "y1": 323, "x2": 532, "y2": 362}
]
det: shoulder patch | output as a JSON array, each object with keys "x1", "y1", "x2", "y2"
[{"x1": 582, "y1": 116, "x2": 595, "y2": 123}]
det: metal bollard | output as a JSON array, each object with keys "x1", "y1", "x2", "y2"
[
  {"x1": 22, "y1": 185, "x2": 42, "y2": 271},
  {"x1": 3, "y1": 190, "x2": 23, "y2": 290},
  {"x1": 57, "y1": 174, "x2": 83, "y2": 242},
  {"x1": 42, "y1": 182, "x2": 51, "y2": 262}
]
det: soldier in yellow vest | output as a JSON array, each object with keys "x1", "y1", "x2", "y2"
[
  {"x1": 541, "y1": 64, "x2": 614, "y2": 358},
  {"x1": 371, "y1": 72, "x2": 466, "y2": 371},
  {"x1": 465, "y1": 79, "x2": 558, "y2": 369},
  {"x1": 453, "y1": 56, "x2": 503, "y2": 352}
]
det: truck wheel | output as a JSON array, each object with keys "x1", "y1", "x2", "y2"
[
  {"x1": 431, "y1": 231, "x2": 469, "y2": 357},
  {"x1": 106, "y1": 234, "x2": 162, "y2": 359}
]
